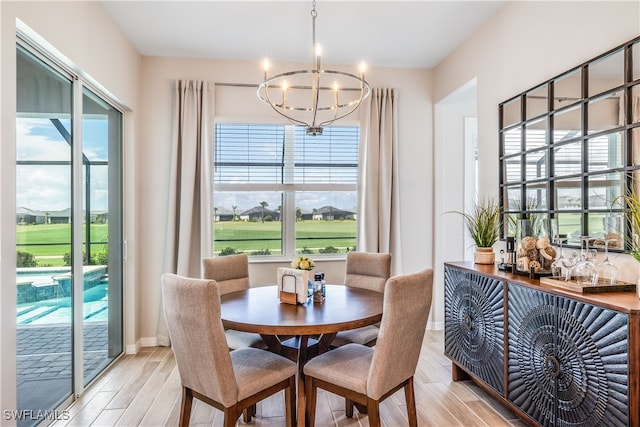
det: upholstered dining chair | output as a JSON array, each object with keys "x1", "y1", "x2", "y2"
[
  {"x1": 304, "y1": 268, "x2": 433, "y2": 427},
  {"x1": 162, "y1": 273, "x2": 297, "y2": 427},
  {"x1": 202, "y1": 254, "x2": 267, "y2": 350},
  {"x1": 330, "y1": 251, "x2": 392, "y2": 347}
]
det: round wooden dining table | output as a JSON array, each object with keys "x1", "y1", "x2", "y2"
[{"x1": 220, "y1": 284, "x2": 384, "y2": 426}]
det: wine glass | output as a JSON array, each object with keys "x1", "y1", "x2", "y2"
[
  {"x1": 572, "y1": 236, "x2": 597, "y2": 286},
  {"x1": 593, "y1": 239, "x2": 618, "y2": 285}
]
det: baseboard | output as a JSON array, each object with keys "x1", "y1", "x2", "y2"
[
  {"x1": 140, "y1": 336, "x2": 158, "y2": 347},
  {"x1": 125, "y1": 341, "x2": 140, "y2": 354},
  {"x1": 427, "y1": 320, "x2": 444, "y2": 330},
  {"x1": 125, "y1": 336, "x2": 158, "y2": 354}
]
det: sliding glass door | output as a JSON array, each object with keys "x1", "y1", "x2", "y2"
[{"x1": 16, "y1": 43, "x2": 123, "y2": 426}]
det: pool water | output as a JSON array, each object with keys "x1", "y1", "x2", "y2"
[{"x1": 17, "y1": 283, "x2": 109, "y2": 325}]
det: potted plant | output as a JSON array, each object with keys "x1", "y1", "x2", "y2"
[
  {"x1": 613, "y1": 187, "x2": 640, "y2": 297},
  {"x1": 453, "y1": 197, "x2": 501, "y2": 264}
]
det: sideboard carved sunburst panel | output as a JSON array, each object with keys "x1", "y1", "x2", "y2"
[
  {"x1": 444, "y1": 265, "x2": 504, "y2": 395},
  {"x1": 508, "y1": 283, "x2": 629, "y2": 427}
]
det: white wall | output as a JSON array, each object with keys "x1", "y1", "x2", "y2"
[
  {"x1": 136, "y1": 56, "x2": 433, "y2": 343},
  {"x1": 433, "y1": 0, "x2": 640, "y2": 316},
  {"x1": 1, "y1": 0, "x2": 140, "y2": 416}
]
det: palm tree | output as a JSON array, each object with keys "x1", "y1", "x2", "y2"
[
  {"x1": 232, "y1": 205, "x2": 237, "y2": 221},
  {"x1": 259, "y1": 201, "x2": 268, "y2": 223}
]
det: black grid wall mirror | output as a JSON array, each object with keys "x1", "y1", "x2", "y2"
[{"x1": 499, "y1": 35, "x2": 640, "y2": 250}]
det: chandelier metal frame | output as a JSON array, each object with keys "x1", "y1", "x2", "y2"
[{"x1": 257, "y1": 0, "x2": 371, "y2": 136}]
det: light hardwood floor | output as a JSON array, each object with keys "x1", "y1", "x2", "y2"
[{"x1": 52, "y1": 330, "x2": 527, "y2": 427}]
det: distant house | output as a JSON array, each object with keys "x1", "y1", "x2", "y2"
[
  {"x1": 89, "y1": 210, "x2": 108, "y2": 224},
  {"x1": 17, "y1": 207, "x2": 106, "y2": 224},
  {"x1": 298, "y1": 209, "x2": 313, "y2": 221},
  {"x1": 314, "y1": 206, "x2": 355, "y2": 220},
  {"x1": 49, "y1": 208, "x2": 71, "y2": 224},
  {"x1": 16, "y1": 207, "x2": 46, "y2": 224},
  {"x1": 239, "y1": 206, "x2": 280, "y2": 221},
  {"x1": 214, "y1": 207, "x2": 234, "y2": 222}
]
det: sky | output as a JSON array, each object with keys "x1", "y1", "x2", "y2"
[
  {"x1": 15, "y1": 119, "x2": 358, "y2": 214},
  {"x1": 16, "y1": 117, "x2": 110, "y2": 212}
]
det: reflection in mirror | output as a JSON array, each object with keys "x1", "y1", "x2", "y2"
[
  {"x1": 554, "y1": 142, "x2": 582, "y2": 176},
  {"x1": 525, "y1": 149, "x2": 547, "y2": 180},
  {"x1": 589, "y1": 48, "x2": 624, "y2": 96},
  {"x1": 554, "y1": 178, "x2": 581, "y2": 210},
  {"x1": 525, "y1": 117, "x2": 547, "y2": 150},
  {"x1": 502, "y1": 97, "x2": 521, "y2": 128},
  {"x1": 504, "y1": 213, "x2": 519, "y2": 237},
  {"x1": 588, "y1": 91, "x2": 622, "y2": 133},
  {"x1": 634, "y1": 41, "x2": 640, "y2": 81},
  {"x1": 526, "y1": 84, "x2": 548, "y2": 120},
  {"x1": 554, "y1": 69, "x2": 582, "y2": 110},
  {"x1": 553, "y1": 105, "x2": 581, "y2": 142},
  {"x1": 587, "y1": 172, "x2": 622, "y2": 209},
  {"x1": 504, "y1": 156, "x2": 521, "y2": 183},
  {"x1": 505, "y1": 185, "x2": 521, "y2": 210},
  {"x1": 503, "y1": 126, "x2": 522, "y2": 155},
  {"x1": 632, "y1": 84, "x2": 640, "y2": 124},
  {"x1": 526, "y1": 183, "x2": 547, "y2": 209},
  {"x1": 633, "y1": 128, "x2": 640, "y2": 166},
  {"x1": 556, "y1": 212, "x2": 582, "y2": 246},
  {"x1": 588, "y1": 212, "x2": 623, "y2": 248},
  {"x1": 587, "y1": 132, "x2": 623, "y2": 172}
]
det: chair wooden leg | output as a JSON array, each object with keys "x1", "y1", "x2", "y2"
[
  {"x1": 305, "y1": 376, "x2": 317, "y2": 427},
  {"x1": 223, "y1": 407, "x2": 238, "y2": 427},
  {"x1": 179, "y1": 387, "x2": 193, "y2": 427},
  {"x1": 366, "y1": 397, "x2": 381, "y2": 427},
  {"x1": 285, "y1": 376, "x2": 296, "y2": 427},
  {"x1": 345, "y1": 398, "x2": 354, "y2": 418},
  {"x1": 404, "y1": 377, "x2": 418, "y2": 427},
  {"x1": 242, "y1": 407, "x2": 252, "y2": 423}
]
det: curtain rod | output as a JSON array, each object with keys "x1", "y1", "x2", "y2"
[
  {"x1": 214, "y1": 82, "x2": 365, "y2": 92},
  {"x1": 215, "y1": 82, "x2": 258, "y2": 88}
]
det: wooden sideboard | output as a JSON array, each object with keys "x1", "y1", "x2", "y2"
[{"x1": 444, "y1": 261, "x2": 640, "y2": 427}]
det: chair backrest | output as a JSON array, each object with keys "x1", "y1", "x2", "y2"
[
  {"x1": 344, "y1": 252, "x2": 392, "y2": 293},
  {"x1": 161, "y1": 273, "x2": 238, "y2": 407},
  {"x1": 367, "y1": 269, "x2": 433, "y2": 400},
  {"x1": 202, "y1": 253, "x2": 249, "y2": 295}
]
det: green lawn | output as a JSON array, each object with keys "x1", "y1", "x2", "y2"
[
  {"x1": 214, "y1": 219, "x2": 356, "y2": 255},
  {"x1": 16, "y1": 220, "x2": 356, "y2": 266},
  {"x1": 16, "y1": 223, "x2": 108, "y2": 266}
]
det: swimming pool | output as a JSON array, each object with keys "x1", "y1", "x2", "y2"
[{"x1": 16, "y1": 267, "x2": 109, "y2": 325}]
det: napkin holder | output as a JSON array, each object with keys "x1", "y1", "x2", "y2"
[{"x1": 277, "y1": 267, "x2": 308, "y2": 304}]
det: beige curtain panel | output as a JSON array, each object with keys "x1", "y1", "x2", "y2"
[
  {"x1": 357, "y1": 88, "x2": 403, "y2": 275},
  {"x1": 157, "y1": 80, "x2": 213, "y2": 346}
]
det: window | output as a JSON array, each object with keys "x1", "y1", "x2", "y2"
[
  {"x1": 499, "y1": 36, "x2": 640, "y2": 249},
  {"x1": 213, "y1": 123, "x2": 358, "y2": 257}
]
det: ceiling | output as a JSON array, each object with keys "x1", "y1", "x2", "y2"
[{"x1": 99, "y1": 1, "x2": 505, "y2": 69}]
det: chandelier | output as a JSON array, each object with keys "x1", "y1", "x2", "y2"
[{"x1": 257, "y1": 0, "x2": 371, "y2": 136}]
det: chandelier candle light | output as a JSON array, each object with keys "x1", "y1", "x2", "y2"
[{"x1": 257, "y1": 0, "x2": 371, "y2": 136}]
